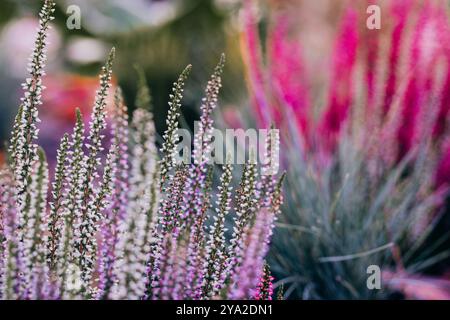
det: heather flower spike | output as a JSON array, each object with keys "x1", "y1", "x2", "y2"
[
  {"x1": 110, "y1": 72, "x2": 160, "y2": 300},
  {"x1": 127, "y1": 76, "x2": 162, "y2": 299},
  {"x1": 92, "y1": 143, "x2": 118, "y2": 296},
  {"x1": 75, "y1": 47, "x2": 115, "y2": 293},
  {"x1": 229, "y1": 173, "x2": 284, "y2": 299},
  {"x1": 159, "y1": 165, "x2": 188, "y2": 235},
  {"x1": 184, "y1": 54, "x2": 225, "y2": 227},
  {"x1": 22, "y1": 148, "x2": 49, "y2": 299},
  {"x1": 259, "y1": 124, "x2": 279, "y2": 208},
  {"x1": 202, "y1": 160, "x2": 233, "y2": 297},
  {"x1": 56, "y1": 108, "x2": 84, "y2": 288},
  {"x1": 134, "y1": 66, "x2": 153, "y2": 111},
  {"x1": 228, "y1": 208, "x2": 271, "y2": 299},
  {"x1": 8, "y1": 104, "x2": 24, "y2": 163},
  {"x1": 159, "y1": 64, "x2": 192, "y2": 187},
  {"x1": 0, "y1": 169, "x2": 21, "y2": 300},
  {"x1": 270, "y1": 172, "x2": 286, "y2": 215},
  {"x1": 192, "y1": 54, "x2": 226, "y2": 168},
  {"x1": 276, "y1": 284, "x2": 284, "y2": 300},
  {"x1": 228, "y1": 157, "x2": 258, "y2": 275},
  {"x1": 47, "y1": 133, "x2": 70, "y2": 271},
  {"x1": 129, "y1": 67, "x2": 159, "y2": 231},
  {"x1": 181, "y1": 55, "x2": 226, "y2": 299},
  {"x1": 98, "y1": 87, "x2": 129, "y2": 298},
  {"x1": 255, "y1": 262, "x2": 274, "y2": 300},
  {"x1": 10, "y1": 0, "x2": 55, "y2": 200},
  {"x1": 184, "y1": 165, "x2": 214, "y2": 299},
  {"x1": 1, "y1": 0, "x2": 284, "y2": 300}
]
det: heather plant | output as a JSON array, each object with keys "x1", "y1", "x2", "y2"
[
  {"x1": 0, "y1": 0, "x2": 283, "y2": 300},
  {"x1": 239, "y1": 0, "x2": 450, "y2": 299},
  {"x1": 242, "y1": 0, "x2": 450, "y2": 176},
  {"x1": 271, "y1": 132, "x2": 446, "y2": 299}
]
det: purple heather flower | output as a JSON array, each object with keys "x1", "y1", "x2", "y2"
[
  {"x1": 75, "y1": 48, "x2": 115, "y2": 294},
  {"x1": 1, "y1": 0, "x2": 284, "y2": 300},
  {"x1": 22, "y1": 149, "x2": 49, "y2": 299},
  {"x1": 201, "y1": 161, "x2": 233, "y2": 298},
  {"x1": 228, "y1": 208, "x2": 274, "y2": 300},
  {"x1": 97, "y1": 88, "x2": 129, "y2": 298},
  {"x1": 9, "y1": 0, "x2": 55, "y2": 203},
  {"x1": 0, "y1": 169, "x2": 22, "y2": 299},
  {"x1": 254, "y1": 262, "x2": 274, "y2": 300}
]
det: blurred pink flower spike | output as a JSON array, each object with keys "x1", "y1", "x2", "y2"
[
  {"x1": 241, "y1": 0, "x2": 450, "y2": 187},
  {"x1": 383, "y1": 0, "x2": 414, "y2": 114},
  {"x1": 383, "y1": 270, "x2": 450, "y2": 300},
  {"x1": 240, "y1": 0, "x2": 271, "y2": 128},
  {"x1": 269, "y1": 13, "x2": 310, "y2": 140},
  {"x1": 318, "y1": 7, "x2": 358, "y2": 154},
  {"x1": 363, "y1": 0, "x2": 381, "y2": 114},
  {"x1": 433, "y1": 6, "x2": 450, "y2": 139},
  {"x1": 396, "y1": 1, "x2": 441, "y2": 159}
]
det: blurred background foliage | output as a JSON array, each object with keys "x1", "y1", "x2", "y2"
[{"x1": 0, "y1": 0, "x2": 247, "y2": 149}]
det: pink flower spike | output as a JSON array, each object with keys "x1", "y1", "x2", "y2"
[
  {"x1": 383, "y1": 0, "x2": 413, "y2": 114},
  {"x1": 240, "y1": 0, "x2": 271, "y2": 128},
  {"x1": 318, "y1": 6, "x2": 359, "y2": 153},
  {"x1": 269, "y1": 13, "x2": 310, "y2": 140}
]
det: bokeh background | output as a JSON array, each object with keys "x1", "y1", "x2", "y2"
[{"x1": 0, "y1": 0, "x2": 248, "y2": 164}]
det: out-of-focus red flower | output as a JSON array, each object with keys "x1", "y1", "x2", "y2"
[
  {"x1": 42, "y1": 75, "x2": 100, "y2": 123},
  {"x1": 38, "y1": 74, "x2": 116, "y2": 166}
]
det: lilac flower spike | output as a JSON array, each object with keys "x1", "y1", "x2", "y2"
[
  {"x1": 10, "y1": 0, "x2": 55, "y2": 200},
  {"x1": 229, "y1": 172, "x2": 284, "y2": 299},
  {"x1": 182, "y1": 56, "x2": 225, "y2": 299},
  {"x1": 98, "y1": 88, "x2": 129, "y2": 298},
  {"x1": 110, "y1": 78, "x2": 159, "y2": 300},
  {"x1": 22, "y1": 149, "x2": 49, "y2": 299},
  {"x1": 228, "y1": 156, "x2": 258, "y2": 275},
  {"x1": 75, "y1": 48, "x2": 115, "y2": 294},
  {"x1": 202, "y1": 160, "x2": 233, "y2": 298},
  {"x1": 0, "y1": 169, "x2": 21, "y2": 300},
  {"x1": 47, "y1": 134, "x2": 69, "y2": 271},
  {"x1": 58, "y1": 109, "x2": 85, "y2": 299},
  {"x1": 159, "y1": 65, "x2": 192, "y2": 187}
]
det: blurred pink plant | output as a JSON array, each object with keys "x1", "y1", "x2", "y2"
[
  {"x1": 383, "y1": 270, "x2": 450, "y2": 300},
  {"x1": 317, "y1": 7, "x2": 358, "y2": 152},
  {"x1": 240, "y1": 0, "x2": 450, "y2": 186},
  {"x1": 269, "y1": 12, "x2": 311, "y2": 140}
]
